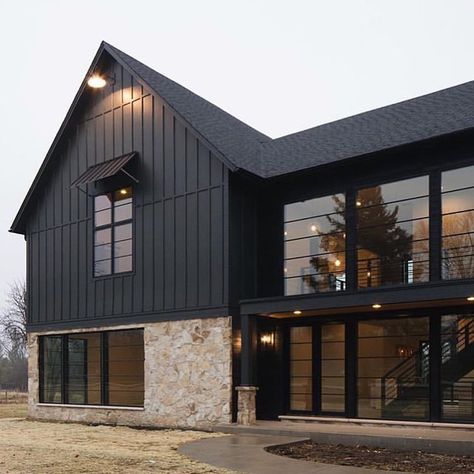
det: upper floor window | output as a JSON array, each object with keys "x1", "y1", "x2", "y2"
[
  {"x1": 357, "y1": 176, "x2": 429, "y2": 288},
  {"x1": 442, "y1": 165, "x2": 474, "y2": 280},
  {"x1": 94, "y1": 187, "x2": 133, "y2": 277},
  {"x1": 284, "y1": 194, "x2": 346, "y2": 295}
]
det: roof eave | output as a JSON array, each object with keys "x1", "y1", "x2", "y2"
[{"x1": 102, "y1": 43, "x2": 239, "y2": 174}]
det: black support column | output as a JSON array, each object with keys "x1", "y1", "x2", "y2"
[
  {"x1": 240, "y1": 313, "x2": 258, "y2": 386},
  {"x1": 236, "y1": 313, "x2": 259, "y2": 425}
]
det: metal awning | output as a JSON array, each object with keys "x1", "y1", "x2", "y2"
[{"x1": 70, "y1": 152, "x2": 137, "y2": 187}]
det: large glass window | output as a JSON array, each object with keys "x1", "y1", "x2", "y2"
[
  {"x1": 442, "y1": 165, "x2": 474, "y2": 279},
  {"x1": 357, "y1": 317, "x2": 429, "y2": 420},
  {"x1": 441, "y1": 314, "x2": 474, "y2": 422},
  {"x1": 289, "y1": 326, "x2": 312, "y2": 411},
  {"x1": 40, "y1": 329, "x2": 144, "y2": 407},
  {"x1": 284, "y1": 194, "x2": 346, "y2": 295},
  {"x1": 108, "y1": 330, "x2": 145, "y2": 407},
  {"x1": 67, "y1": 333, "x2": 102, "y2": 405},
  {"x1": 41, "y1": 336, "x2": 63, "y2": 403},
  {"x1": 94, "y1": 187, "x2": 133, "y2": 277},
  {"x1": 357, "y1": 176, "x2": 429, "y2": 288},
  {"x1": 321, "y1": 323, "x2": 345, "y2": 413}
]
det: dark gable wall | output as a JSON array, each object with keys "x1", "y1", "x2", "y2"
[{"x1": 26, "y1": 57, "x2": 229, "y2": 330}]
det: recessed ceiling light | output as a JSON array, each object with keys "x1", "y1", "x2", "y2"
[
  {"x1": 87, "y1": 75, "x2": 107, "y2": 88},
  {"x1": 372, "y1": 304, "x2": 382, "y2": 309},
  {"x1": 119, "y1": 188, "x2": 128, "y2": 195},
  {"x1": 467, "y1": 296, "x2": 474, "y2": 302},
  {"x1": 293, "y1": 310, "x2": 302, "y2": 315}
]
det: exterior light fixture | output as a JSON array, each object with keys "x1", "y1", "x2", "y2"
[
  {"x1": 467, "y1": 296, "x2": 474, "y2": 302},
  {"x1": 87, "y1": 75, "x2": 107, "y2": 88},
  {"x1": 372, "y1": 304, "x2": 382, "y2": 309},
  {"x1": 119, "y1": 188, "x2": 128, "y2": 195},
  {"x1": 310, "y1": 224, "x2": 318, "y2": 232},
  {"x1": 293, "y1": 310, "x2": 302, "y2": 315},
  {"x1": 356, "y1": 201, "x2": 362, "y2": 207},
  {"x1": 335, "y1": 259, "x2": 341, "y2": 267},
  {"x1": 260, "y1": 333, "x2": 274, "y2": 345}
]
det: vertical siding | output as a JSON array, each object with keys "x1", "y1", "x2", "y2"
[{"x1": 26, "y1": 60, "x2": 229, "y2": 327}]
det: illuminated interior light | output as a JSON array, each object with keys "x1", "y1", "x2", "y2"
[{"x1": 293, "y1": 310, "x2": 302, "y2": 315}]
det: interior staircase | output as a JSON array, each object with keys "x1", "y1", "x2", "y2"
[{"x1": 381, "y1": 318, "x2": 474, "y2": 421}]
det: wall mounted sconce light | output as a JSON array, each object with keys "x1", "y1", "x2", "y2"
[
  {"x1": 260, "y1": 332, "x2": 274, "y2": 346},
  {"x1": 87, "y1": 72, "x2": 116, "y2": 89}
]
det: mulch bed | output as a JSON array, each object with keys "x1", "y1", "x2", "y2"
[{"x1": 266, "y1": 440, "x2": 474, "y2": 473}]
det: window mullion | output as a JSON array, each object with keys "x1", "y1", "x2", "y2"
[
  {"x1": 101, "y1": 332, "x2": 109, "y2": 406},
  {"x1": 62, "y1": 335, "x2": 69, "y2": 404},
  {"x1": 429, "y1": 171, "x2": 442, "y2": 282}
]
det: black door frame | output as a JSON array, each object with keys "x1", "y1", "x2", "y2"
[{"x1": 278, "y1": 306, "x2": 474, "y2": 423}]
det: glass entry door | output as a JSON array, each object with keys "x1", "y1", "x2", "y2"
[
  {"x1": 289, "y1": 322, "x2": 346, "y2": 415},
  {"x1": 321, "y1": 323, "x2": 345, "y2": 413}
]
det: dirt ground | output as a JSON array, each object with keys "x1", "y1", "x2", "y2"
[
  {"x1": 267, "y1": 440, "x2": 474, "y2": 474},
  {"x1": 0, "y1": 418, "x2": 233, "y2": 473}
]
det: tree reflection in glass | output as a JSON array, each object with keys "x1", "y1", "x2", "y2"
[
  {"x1": 356, "y1": 176, "x2": 429, "y2": 288},
  {"x1": 284, "y1": 194, "x2": 346, "y2": 295}
]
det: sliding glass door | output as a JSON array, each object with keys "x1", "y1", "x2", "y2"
[{"x1": 289, "y1": 322, "x2": 346, "y2": 415}]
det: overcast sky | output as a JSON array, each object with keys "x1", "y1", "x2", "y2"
[{"x1": 1, "y1": 0, "x2": 474, "y2": 304}]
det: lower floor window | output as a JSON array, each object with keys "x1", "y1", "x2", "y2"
[
  {"x1": 40, "y1": 329, "x2": 144, "y2": 407},
  {"x1": 286, "y1": 313, "x2": 474, "y2": 422}
]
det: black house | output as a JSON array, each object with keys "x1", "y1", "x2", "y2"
[{"x1": 11, "y1": 42, "x2": 474, "y2": 427}]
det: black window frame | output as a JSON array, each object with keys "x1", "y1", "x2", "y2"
[
  {"x1": 93, "y1": 187, "x2": 134, "y2": 278},
  {"x1": 281, "y1": 162, "x2": 474, "y2": 296},
  {"x1": 38, "y1": 328, "x2": 144, "y2": 408}
]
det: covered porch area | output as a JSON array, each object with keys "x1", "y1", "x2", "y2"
[{"x1": 235, "y1": 283, "x2": 474, "y2": 426}]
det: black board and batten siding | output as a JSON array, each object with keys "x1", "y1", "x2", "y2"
[{"x1": 26, "y1": 60, "x2": 229, "y2": 330}]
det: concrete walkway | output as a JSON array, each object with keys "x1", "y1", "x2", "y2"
[
  {"x1": 179, "y1": 434, "x2": 406, "y2": 474},
  {"x1": 215, "y1": 420, "x2": 474, "y2": 456}
]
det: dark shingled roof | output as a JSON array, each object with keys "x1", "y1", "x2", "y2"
[
  {"x1": 108, "y1": 43, "x2": 474, "y2": 178},
  {"x1": 10, "y1": 42, "x2": 474, "y2": 233},
  {"x1": 105, "y1": 43, "x2": 271, "y2": 176},
  {"x1": 258, "y1": 81, "x2": 474, "y2": 177}
]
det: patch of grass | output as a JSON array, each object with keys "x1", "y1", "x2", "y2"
[
  {"x1": 0, "y1": 403, "x2": 27, "y2": 419},
  {"x1": 0, "y1": 419, "x2": 232, "y2": 473}
]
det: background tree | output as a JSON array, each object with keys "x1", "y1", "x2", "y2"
[{"x1": 0, "y1": 281, "x2": 28, "y2": 391}]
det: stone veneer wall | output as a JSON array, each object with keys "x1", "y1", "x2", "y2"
[{"x1": 28, "y1": 316, "x2": 232, "y2": 429}]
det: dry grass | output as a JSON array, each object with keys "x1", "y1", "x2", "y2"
[
  {"x1": 0, "y1": 391, "x2": 28, "y2": 405},
  {"x1": 0, "y1": 418, "x2": 233, "y2": 473},
  {"x1": 0, "y1": 403, "x2": 27, "y2": 419}
]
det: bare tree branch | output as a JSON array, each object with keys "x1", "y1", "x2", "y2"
[{"x1": 1, "y1": 280, "x2": 27, "y2": 358}]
